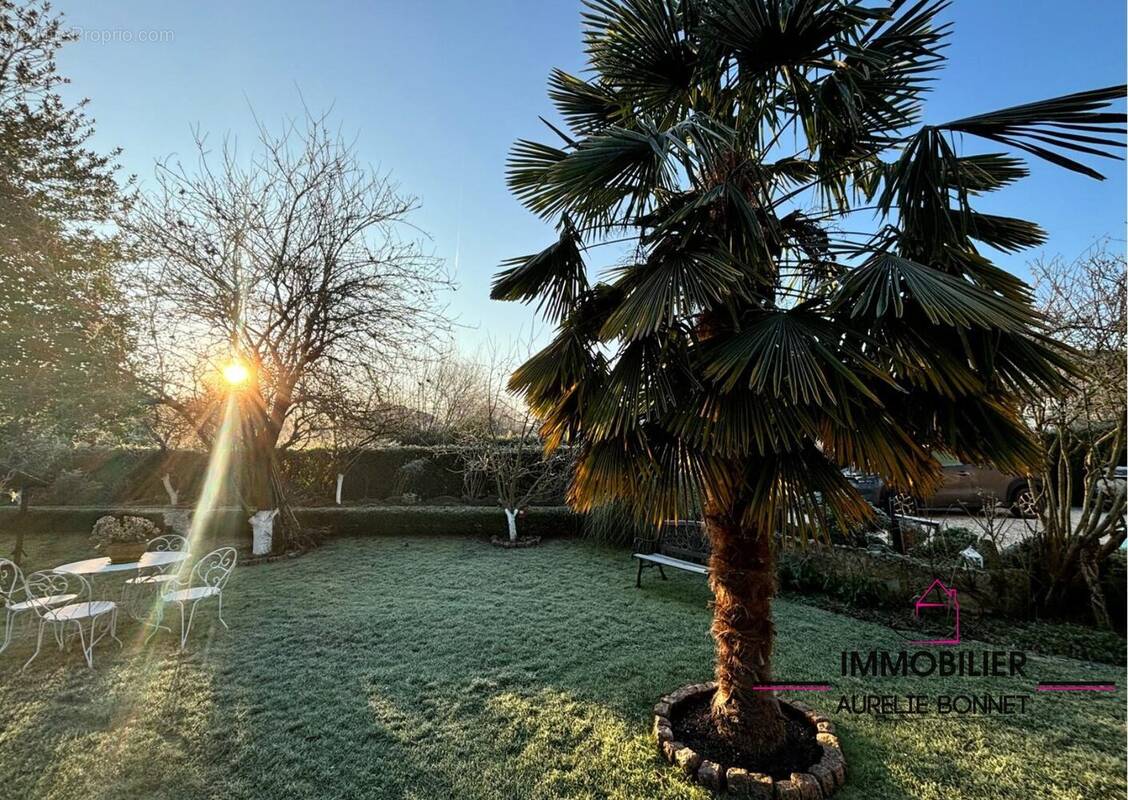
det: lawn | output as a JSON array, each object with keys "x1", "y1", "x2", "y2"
[{"x1": 0, "y1": 533, "x2": 1123, "y2": 800}]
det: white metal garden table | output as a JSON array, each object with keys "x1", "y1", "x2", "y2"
[
  {"x1": 54, "y1": 551, "x2": 190, "y2": 620},
  {"x1": 54, "y1": 550, "x2": 189, "y2": 577}
]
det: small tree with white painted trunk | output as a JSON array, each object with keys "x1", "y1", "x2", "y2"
[{"x1": 455, "y1": 351, "x2": 569, "y2": 542}]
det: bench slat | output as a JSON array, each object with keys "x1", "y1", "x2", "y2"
[
  {"x1": 896, "y1": 514, "x2": 942, "y2": 529},
  {"x1": 633, "y1": 553, "x2": 709, "y2": 574}
]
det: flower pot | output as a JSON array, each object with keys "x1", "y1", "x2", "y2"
[{"x1": 106, "y1": 542, "x2": 147, "y2": 564}]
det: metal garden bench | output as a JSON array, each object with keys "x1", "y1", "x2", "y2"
[{"x1": 632, "y1": 520, "x2": 710, "y2": 587}]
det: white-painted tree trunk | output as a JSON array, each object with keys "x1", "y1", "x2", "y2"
[
  {"x1": 161, "y1": 473, "x2": 179, "y2": 506},
  {"x1": 251, "y1": 508, "x2": 280, "y2": 555},
  {"x1": 335, "y1": 473, "x2": 345, "y2": 505},
  {"x1": 504, "y1": 508, "x2": 518, "y2": 542}
]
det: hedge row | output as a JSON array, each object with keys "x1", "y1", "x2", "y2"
[
  {"x1": 298, "y1": 506, "x2": 581, "y2": 538},
  {"x1": 24, "y1": 447, "x2": 565, "y2": 507},
  {"x1": 0, "y1": 505, "x2": 581, "y2": 541}
]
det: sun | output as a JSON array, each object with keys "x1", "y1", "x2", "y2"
[{"x1": 222, "y1": 361, "x2": 250, "y2": 387}]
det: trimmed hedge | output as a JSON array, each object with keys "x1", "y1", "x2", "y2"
[
  {"x1": 298, "y1": 506, "x2": 580, "y2": 539},
  {"x1": 0, "y1": 506, "x2": 171, "y2": 535},
  {"x1": 0, "y1": 505, "x2": 581, "y2": 541},
  {"x1": 20, "y1": 446, "x2": 566, "y2": 507}
]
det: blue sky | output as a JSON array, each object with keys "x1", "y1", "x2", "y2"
[{"x1": 57, "y1": 0, "x2": 1126, "y2": 349}]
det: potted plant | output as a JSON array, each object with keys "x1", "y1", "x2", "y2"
[{"x1": 90, "y1": 515, "x2": 160, "y2": 564}]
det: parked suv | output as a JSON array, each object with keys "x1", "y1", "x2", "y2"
[{"x1": 844, "y1": 454, "x2": 1039, "y2": 517}]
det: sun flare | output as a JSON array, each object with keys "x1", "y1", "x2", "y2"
[{"x1": 222, "y1": 361, "x2": 250, "y2": 387}]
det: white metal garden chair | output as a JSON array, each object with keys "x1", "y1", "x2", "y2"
[
  {"x1": 1, "y1": 558, "x2": 78, "y2": 655},
  {"x1": 22, "y1": 570, "x2": 120, "y2": 669},
  {"x1": 147, "y1": 546, "x2": 236, "y2": 650},
  {"x1": 122, "y1": 535, "x2": 190, "y2": 602},
  {"x1": 121, "y1": 534, "x2": 191, "y2": 624}
]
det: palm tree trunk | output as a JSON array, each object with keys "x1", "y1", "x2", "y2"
[{"x1": 706, "y1": 502, "x2": 787, "y2": 757}]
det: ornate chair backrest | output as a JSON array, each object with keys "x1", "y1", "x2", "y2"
[
  {"x1": 0, "y1": 558, "x2": 24, "y2": 605},
  {"x1": 23, "y1": 571, "x2": 89, "y2": 617},
  {"x1": 189, "y1": 547, "x2": 237, "y2": 591},
  {"x1": 148, "y1": 535, "x2": 189, "y2": 553}
]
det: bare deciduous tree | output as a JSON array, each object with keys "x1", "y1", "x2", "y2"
[
  {"x1": 452, "y1": 346, "x2": 569, "y2": 542},
  {"x1": 1027, "y1": 241, "x2": 1126, "y2": 626},
  {"x1": 127, "y1": 109, "x2": 450, "y2": 547}
]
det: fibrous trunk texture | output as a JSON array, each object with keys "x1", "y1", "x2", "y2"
[{"x1": 706, "y1": 504, "x2": 787, "y2": 757}]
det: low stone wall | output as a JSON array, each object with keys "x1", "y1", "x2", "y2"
[{"x1": 780, "y1": 544, "x2": 1032, "y2": 616}]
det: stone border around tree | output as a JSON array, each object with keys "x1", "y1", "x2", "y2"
[{"x1": 653, "y1": 682, "x2": 846, "y2": 798}]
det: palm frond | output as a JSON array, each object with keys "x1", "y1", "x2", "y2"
[
  {"x1": 570, "y1": 428, "x2": 707, "y2": 522},
  {"x1": 600, "y1": 248, "x2": 743, "y2": 340},
  {"x1": 582, "y1": 0, "x2": 698, "y2": 114},
  {"x1": 491, "y1": 220, "x2": 589, "y2": 322},
  {"x1": 700, "y1": 309, "x2": 894, "y2": 406},
  {"x1": 514, "y1": 123, "x2": 676, "y2": 225},
  {"x1": 951, "y1": 210, "x2": 1046, "y2": 254},
  {"x1": 702, "y1": 0, "x2": 879, "y2": 76},
  {"x1": 508, "y1": 329, "x2": 601, "y2": 412},
  {"x1": 506, "y1": 140, "x2": 570, "y2": 218},
  {"x1": 950, "y1": 153, "x2": 1029, "y2": 193},
  {"x1": 945, "y1": 246, "x2": 1034, "y2": 303},
  {"x1": 672, "y1": 388, "x2": 819, "y2": 457},
  {"x1": 584, "y1": 336, "x2": 691, "y2": 437},
  {"x1": 809, "y1": 0, "x2": 951, "y2": 166},
  {"x1": 738, "y1": 445, "x2": 875, "y2": 544},
  {"x1": 938, "y1": 85, "x2": 1127, "y2": 179},
  {"x1": 838, "y1": 251, "x2": 1034, "y2": 331},
  {"x1": 818, "y1": 404, "x2": 941, "y2": 497},
  {"x1": 896, "y1": 392, "x2": 1045, "y2": 476},
  {"x1": 548, "y1": 69, "x2": 630, "y2": 134}
]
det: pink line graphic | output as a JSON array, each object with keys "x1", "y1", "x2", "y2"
[
  {"x1": 752, "y1": 684, "x2": 833, "y2": 691},
  {"x1": 1036, "y1": 684, "x2": 1117, "y2": 692}
]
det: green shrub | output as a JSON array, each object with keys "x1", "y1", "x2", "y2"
[
  {"x1": 825, "y1": 506, "x2": 892, "y2": 547},
  {"x1": 393, "y1": 457, "x2": 433, "y2": 496},
  {"x1": 910, "y1": 526, "x2": 978, "y2": 561},
  {"x1": 42, "y1": 469, "x2": 105, "y2": 504},
  {"x1": 777, "y1": 551, "x2": 896, "y2": 607}
]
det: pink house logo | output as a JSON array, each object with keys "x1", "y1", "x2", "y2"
[{"x1": 911, "y1": 579, "x2": 960, "y2": 645}]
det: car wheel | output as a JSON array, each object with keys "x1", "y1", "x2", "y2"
[
  {"x1": 890, "y1": 493, "x2": 917, "y2": 516},
  {"x1": 1010, "y1": 485, "x2": 1039, "y2": 518}
]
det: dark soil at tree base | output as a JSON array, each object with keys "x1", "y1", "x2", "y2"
[
  {"x1": 489, "y1": 535, "x2": 542, "y2": 549},
  {"x1": 671, "y1": 694, "x2": 822, "y2": 780}
]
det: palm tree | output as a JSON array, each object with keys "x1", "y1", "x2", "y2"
[{"x1": 492, "y1": 0, "x2": 1125, "y2": 758}]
